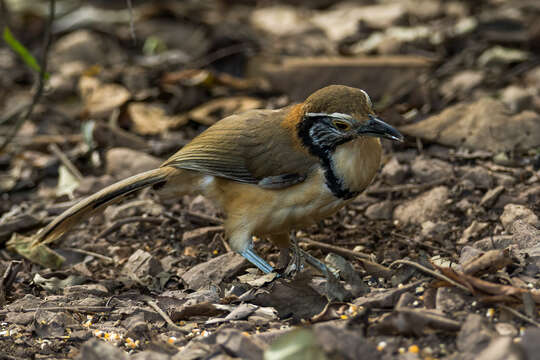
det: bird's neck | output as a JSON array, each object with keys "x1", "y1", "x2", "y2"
[{"x1": 324, "y1": 137, "x2": 382, "y2": 199}]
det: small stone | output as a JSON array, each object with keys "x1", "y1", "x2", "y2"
[
  {"x1": 64, "y1": 284, "x2": 109, "y2": 297},
  {"x1": 393, "y1": 186, "x2": 449, "y2": 225},
  {"x1": 475, "y1": 336, "x2": 522, "y2": 360},
  {"x1": 78, "y1": 76, "x2": 130, "y2": 118},
  {"x1": 435, "y1": 287, "x2": 467, "y2": 313},
  {"x1": 460, "y1": 167, "x2": 494, "y2": 190},
  {"x1": 500, "y1": 204, "x2": 539, "y2": 231},
  {"x1": 420, "y1": 221, "x2": 449, "y2": 241},
  {"x1": 181, "y1": 252, "x2": 247, "y2": 290},
  {"x1": 105, "y1": 147, "x2": 162, "y2": 180},
  {"x1": 459, "y1": 221, "x2": 489, "y2": 244},
  {"x1": 459, "y1": 246, "x2": 484, "y2": 266},
  {"x1": 520, "y1": 327, "x2": 540, "y2": 359},
  {"x1": 440, "y1": 70, "x2": 484, "y2": 99},
  {"x1": 494, "y1": 323, "x2": 518, "y2": 337},
  {"x1": 123, "y1": 249, "x2": 164, "y2": 283},
  {"x1": 76, "y1": 338, "x2": 128, "y2": 360},
  {"x1": 411, "y1": 157, "x2": 453, "y2": 183},
  {"x1": 381, "y1": 157, "x2": 409, "y2": 185},
  {"x1": 494, "y1": 173, "x2": 516, "y2": 187},
  {"x1": 365, "y1": 201, "x2": 394, "y2": 220},
  {"x1": 480, "y1": 186, "x2": 505, "y2": 208},
  {"x1": 457, "y1": 314, "x2": 496, "y2": 358},
  {"x1": 500, "y1": 85, "x2": 533, "y2": 113}
]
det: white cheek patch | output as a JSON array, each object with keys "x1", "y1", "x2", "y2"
[{"x1": 359, "y1": 89, "x2": 372, "y2": 108}]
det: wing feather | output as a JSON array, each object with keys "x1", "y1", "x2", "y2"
[{"x1": 161, "y1": 108, "x2": 316, "y2": 188}]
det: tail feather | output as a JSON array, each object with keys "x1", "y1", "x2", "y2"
[{"x1": 37, "y1": 167, "x2": 171, "y2": 246}]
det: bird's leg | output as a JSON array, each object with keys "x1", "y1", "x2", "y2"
[
  {"x1": 283, "y1": 231, "x2": 303, "y2": 276},
  {"x1": 230, "y1": 231, "x2": 274, "y2": 274},
  {"x1": 291, "y1": 233, "x2": 337, "y2": 279}
]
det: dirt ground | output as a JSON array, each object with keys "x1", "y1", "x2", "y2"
[{"x1": 1, "y1": 0, "x2": 540, "y2": 359}]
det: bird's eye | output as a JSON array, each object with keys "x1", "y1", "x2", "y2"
[{"x1": 332, "y1": 120, "x2": 351, "y2": 131}]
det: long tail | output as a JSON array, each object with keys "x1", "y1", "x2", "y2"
[{"x1": 36, "y1": 167, "x2": 172, "y2": 246}]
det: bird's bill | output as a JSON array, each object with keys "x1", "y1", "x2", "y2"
[{"x1": 357, "y1": 115, "x2": 404, "y2": 142}]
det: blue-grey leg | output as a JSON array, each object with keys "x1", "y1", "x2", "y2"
[{"x1": 240, "y1": 245, "x2": 274, "y2": 274}]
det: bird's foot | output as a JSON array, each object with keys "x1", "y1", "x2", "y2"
[{"x1": 240, "y1": 247, "x2": 274, "y2": 274}]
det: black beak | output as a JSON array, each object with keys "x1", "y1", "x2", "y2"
[{"x1": 357, "y1": 115, "x2": 404, "y2": 142}]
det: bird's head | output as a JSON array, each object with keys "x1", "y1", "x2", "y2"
[{"x1": 297, "y1": 85, "x2": 403, "y2": 156}]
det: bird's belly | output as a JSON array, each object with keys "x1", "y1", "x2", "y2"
[{"x1": 208, "y1": 169, "x2": 349, "y2": 236}]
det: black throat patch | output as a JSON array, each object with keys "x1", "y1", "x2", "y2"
[{"x1": 297, "y1": 115, "x2": 359, "y2": 200}]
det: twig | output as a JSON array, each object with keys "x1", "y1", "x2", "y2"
[
  {"x1": 24, "y1": 306, "x2": 113, "y2": 313},
  {"x1": 64, "y1": 248, "x2": 114, "y2": 263},
  {"x1": 96, "y1": 216, "x2": 164, "y2": 239},
  {"x1": 390, "y1": 259, "x2": 471, "y2": 293},
  {"x1": 299, "y1": 237, "x2": 371, "y2": 260},
  {"x1": 187, "y1": 43, "x2": 252, "y2": 69},
  {"x1": 392, "y1": 231, "x2": 455, "y2": 256},
  {"x1": 217, "y1": 233, "x2": 231, "y2": 253},
  {"x1": 0, "y1": 0, "x2": 55, "y2": 152},
  {"x1": 498, "y1": 304, "x2": 540, "y2": 327},
  {"x1": 145, "y1": 298, "x2": 188, "y2": 333},
  {"x1": 125, "y1": 0, "x2": 136, "y2": 43},
  {"x1": 48, "y1": 143, "x2": 84, "y2": 181}
]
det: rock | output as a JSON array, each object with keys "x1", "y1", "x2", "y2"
[
  {"x1": 127, "y1": 102, "x2": 188, "y2": 135},
  {"x1": 64, "y1": 284, "x2": 109, "y2": 297},
  {"x1": 500, "y1": 85, "x2": 534, "y2": 113},
  {"x1": 494, "y1": 173, "x2": 516, "y2": 187},
  {"x1": 105, "y1": 147, "x2": 162, "y2": 179},
  {"x1": 76, "y1": 338, "x2": 128, "y2": 360},
  {"x1": 122, "y1": 249, "x2": 164, "y2": 284},
  {"x1": 311, "y1": 2, "x2": 406, "y2": 41},
  {"x1": 480, "y1": 186, "x2": 505, "y2": 208},
  {"x1": 478, "y1": 46, "x2": 529, "y2": 67},
  {"x1": 440, "y1": 70, "x2": 484, "y2": 99},
  {"x1": 4, "y1": 311, "x2": 35, "y2": 325},
  {"x1": 381, "y1": 157, "x2": 409, "y2": 185},
  {"x1": 435, "y1": 287, "x2": 467, "y2": 313},
  {"x1": 500, "y1": 204, "x2": 539, "y2": 231},
  {"x1": 475, "y1": 336, "x2": 522, "y2": 360},
  {"x1": 313, "y1": 322, "x2": 381, "y2": 360},
  {"x1": 251, "y1": 6, "x2": 313, "y2": 37},
  {"x1": 525, "y1": 66, "x2": 540, "y2": 90},
  {"x1": 460, "y1": 167, "x2": 494, "y2": 190},
  {"x1": 411, "y1": 157, "x2": 452, "y2": 182},
  {"x1": 459, "y1": 246, "x2": 485, "y2": 266},
  {"x1": 494, "y1": 323, "x2": 518, "y2": 337},
  {"x1": 365, "y1": 201, "x2": 394, "y2": 220},
  {"x1": 181, "y1": 252, "x2": 247, "y2": 290},
  {"x1": 252, "y1": 56, "x2": 432, "y2": 102},
  {"x1": 400, "y1": 98, "x2": 540, "y2": 152},
  {"x1": 473, "y1": 235, "x2": 513, "y2": 251},
  {"x1": 216, "y1": 328, "x2": 266, "y2": 360},
  {"x1": 512, "y1": 220, "x2": 540, "y2": 250},
  {"x1": 50, "y1": 30, "x2": 125, "y2": 70},
  {"x1": 131, "y1": 351, "x2": 170, "y2": 360},
  {"x1": 459, "y1": 221, "x2": 489, "y2": 244},
  {"x1": 78, "y1": 76, "x2": 131, "y2": 118},
  {"x1": 520, "y1": 327, "x2": 540, "y2": 359},
  {"x1": 182, "y1": 226, "x2": 224, "y2": 246},
  {"x1": 393, "y1": 186, "x2": 449, "y2": 225},
  {"x1": 123, "y1": 313, "x2": 151, "y2": 340},
  {"x1": 457, "y1": 315, "x2": 496, "y2": 359},
  {"x1": 420, "y1": 220, "x2": 449, "y2": 241}
]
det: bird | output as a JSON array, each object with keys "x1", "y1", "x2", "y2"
[{"x1": 33, "y1": 85, "x2": 403, "y2": 276}]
